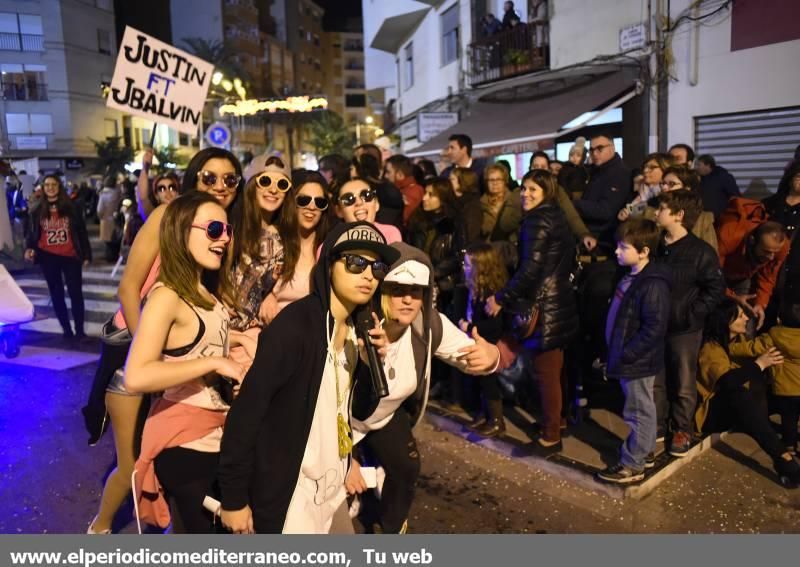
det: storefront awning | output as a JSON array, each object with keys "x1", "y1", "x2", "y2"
[{"x1": 406, "y1": 70, "x2": 640, "y2": 157}]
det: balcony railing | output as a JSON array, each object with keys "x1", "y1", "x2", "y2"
[
  {"x1": 0, "y1": 32, "x2": 45, "y2": 52},
  {"x1": 468, "y1": 22, "x2": 549, "y2": 87},
  {"x1": 2, "y1": 82, "x2": 48, "y2": 101},
  {"x1": 343, "y1": 42, "x2": 363, "y2": 52}
]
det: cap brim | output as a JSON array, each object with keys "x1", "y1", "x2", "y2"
[{"x1": 331, "y1": 241, "x2": 401, "y2": 265}]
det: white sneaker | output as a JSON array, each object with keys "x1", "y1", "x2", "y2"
[{"x1": 86, "y1": 516, "x2": 111, "y2": 535}]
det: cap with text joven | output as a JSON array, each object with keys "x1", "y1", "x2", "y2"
[{"x1": 330, "y1": 221, "x2": 401, "y2": 265}]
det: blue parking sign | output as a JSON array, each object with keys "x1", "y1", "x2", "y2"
[{"x1": 206, "y1": 122, "x2": 231, "y2": 148}]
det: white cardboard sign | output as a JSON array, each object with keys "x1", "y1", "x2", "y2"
[{"x1": 106, "y1": 26, "x2": 214, "y2": 135}]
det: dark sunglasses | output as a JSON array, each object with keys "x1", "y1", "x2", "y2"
[
  {"x1": 198, "y1": 170, "x2": 241, "y2": 190},
  {"x1": 255, "y1": 173, "x2": 291, "y2": 193},
  {"x1": 191, "y1": 220, "x2": 233, "y2": 241},
  {"x1": 338, "y1": 189, "x2": 376, "y2": 207},
  {"x1": 296, "y1": 194, "x2": 329, "y2": 210},
  {"x1": 338, "y1": 253, "x2": 389, "y2": 280},
  {"x1": 156, "y1": 183, "x2": 176, "y2": 193}
]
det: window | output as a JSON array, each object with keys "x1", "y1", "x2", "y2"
[
  {"x1": 440, "y1": 3, "x2": 459, "y2": 66},
  {"x1": 0, "y1": 12, "x2": 44, "y2": 51},
  {"x1": 404, "y1": 42, "x2": 414, "y2": 89},
  {"x1": 5, "y1": 112, "x2": 52, "y2": 134},
  {"x1": 1, "y1": 63, "x2": 47, "y2": 100},
  {"x1": 345, "y1": 94, "x2": 366, "y2": 108},
  {"x1": 97, "y1": 29, "x2": 111, "y2": 54}
]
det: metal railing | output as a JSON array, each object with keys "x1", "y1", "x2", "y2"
[
  {"x1": 0, "y1": 32, "x2": 45, "y2": 51},
  {"x1": 1, "y1": 82, "x2": 48, "y2": 101},
  {"x1": 468, "y1": 22, "x2": 549, "y2": 87}
]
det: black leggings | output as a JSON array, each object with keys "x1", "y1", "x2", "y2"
[
  {"x1": 774, "y1": 396, "x2": 800, "y2": 450},
  {"x1": 39, "y1": 250, "x2": 84, "y2": 335},
  {"x1": 154, "y1": 447, "x2": 219, "y2": 533},
  {"x1": 362, "y1": 411, "x2": 420, "y2": 533},
  {"x1": 705, "y1": 376, "x2": 786, "y2": 463}
]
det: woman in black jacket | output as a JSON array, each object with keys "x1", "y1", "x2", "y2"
[
  {"x1": 408, "y1": 177, "x2": 463, "y2": 313},
  {"x1": 24, "y1": 174, "x2": 91, "y2": 338},
  {"x1": 448, "y1": 166, "x2": 483, "y2": 246},
  {"x1": 486, "y1": 169, "x2": 578, "y2": 452}
]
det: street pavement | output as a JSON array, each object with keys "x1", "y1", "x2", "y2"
[{"x1": 0, "y1": 331, "x2": 798, "y2": 534}]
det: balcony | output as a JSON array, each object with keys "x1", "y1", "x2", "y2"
[
  {"x1": 0, "y1": 32, "x2": 45, "y2": 52},
  {"x1": 2, "y1": 81, "x2": 48, "y2": 101},
  {"x1": 468, "y1": 22, "x2": 549, "y2": 87},
  {"x1": 343, "y1": 41, "x2": 363, "y2": 52}
]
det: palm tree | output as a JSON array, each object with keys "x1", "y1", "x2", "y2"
[{"x1": 180, "y1": 37, "x2": 249, "y2": 87}]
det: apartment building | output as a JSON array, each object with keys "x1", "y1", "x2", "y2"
[{"x1": 0, "y1": 0, "x2": 121, "y2": 175}]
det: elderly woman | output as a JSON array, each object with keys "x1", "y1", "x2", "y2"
[{"x1": 486, "y1": 169, "x2": 579, "y2": 453}]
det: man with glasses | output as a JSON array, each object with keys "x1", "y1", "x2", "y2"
[{"x1": 574, "y1": 133, "x2": 632, "y2": 245}]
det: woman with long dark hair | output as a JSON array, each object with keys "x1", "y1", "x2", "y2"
[
  {"x1": 84, "y1": 148, "x2": 244, "y2": 534},
  {"x1": 270, "y1": 170, "x2": 332, "y2": 316},
  {"x1": 697, "y1": 298, "x2": 800, "y2": 486},
  {"x1": 486, "y1": 169, "x2": 578, "y2": 453},
  {"x1": 408, "y1": 178, "x2": 462, "y2": 312},
  {"x1": 24, "y1": 174, "x2": 91, "y2": 338},
  {"x1": 228, "y1": 155, "x2": 289, "y2": 336},
  {"x1": 448, "y1": 166, "x2": 482, "y2": 246}
]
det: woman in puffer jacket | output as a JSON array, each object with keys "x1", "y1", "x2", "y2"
[{"x1": 486, "y1": 169, "x2": 579, "y2": 453}]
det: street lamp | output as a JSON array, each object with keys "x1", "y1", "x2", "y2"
[{"x1": 356, "y1": 115, "x2": 376, "y2": 145}]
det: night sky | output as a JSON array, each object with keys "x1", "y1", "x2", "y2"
[{"x1": 316, "y1": 0, "x2": 362, "y2": 30}]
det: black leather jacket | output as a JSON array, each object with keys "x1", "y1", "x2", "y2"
[
  {"x1": 606, "y1": 263, "x2": 671, "y2": 380},
  {"x1": 409, "y1": 212, "x2": 463, "y2": 293},
  {"x1": 496, "y1": 201, "x2": 578, "y2": 351},
  {"x1": 656, "y1": 232, "x2": 724, "y2": 335}
]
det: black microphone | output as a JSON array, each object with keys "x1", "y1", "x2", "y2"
[{"x1": 355, "y1": 307, "x2": 390, "y2": 399}]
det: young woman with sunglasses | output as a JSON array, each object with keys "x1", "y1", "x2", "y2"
[
  {"x1": 218, "y1": 221, "x2": 397, "y2": 534},
  {"x1": 136, "y1": 148, "x2": 183, "y2": 219},
  {"x1": 84, "y1": 148, "x2": 244, "y2": 534},
  {"x1": 125, "y1": 191, "x2": 253, "y2": 533},
  {"x1": 228, "y1": 155, "x2": 291, "y2": 348},
  {"x1": 261, "y1": 170, "x2": 333, "y2": 322},
  {"x1": 333, "y1": 178, "x2": 401, "y2": 244},
  {"x1": 347, "y1": 243, "x2": 501, "y2": 533},
  {"x1": 24, "y1": 174, "x2": 91, "y2": 338}
]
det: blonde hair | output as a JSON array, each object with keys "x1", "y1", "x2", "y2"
[
  {"x1": 465, "y1": 242, "x2": 508, "y2": 301},
  {"x1": 483, "y1": 164, "x2": 509, "y2": 186}
]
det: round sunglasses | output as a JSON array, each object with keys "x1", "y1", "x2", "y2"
[
  {"x1": 338, "y1": 189, "x2": 376, "y2": 207},
  {"x1": 156, "y1": 183, "x2": 177, "y2": 193},
  {"x1": 255, "y1": 173, "x2": 291, "y2": 193},
  {"x1": 198, "y1": 170, "x2": 241, "y2": 190},
  {"x1": 296, "y1": 194, "x2": 329, "y2": 210},
  {"x1": 338, "y1": 253, "x2": 389, "y2": 280},
  {"x1": 191, "y1": 220, "x2": 233, "y2": 241}
]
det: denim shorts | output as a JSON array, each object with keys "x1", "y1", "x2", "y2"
[{"x1": 105, "y1": 368, "x2": 140, "y2": 397}]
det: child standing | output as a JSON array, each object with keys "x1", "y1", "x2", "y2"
[
  {"x1": 598, "y1": 218, "x2": 671, "y2": 483},
  {"x1": 457, "y1": 242, "x2": 508, "y2": 437},
  {"x1": 654, "y1": 190, "x2": 725, "y2": 456}
]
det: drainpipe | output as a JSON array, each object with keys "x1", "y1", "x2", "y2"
[
  {"x1": 656, "y1": 0, "x2": 669, "y2": 152},
  {"x1": 689, "y1": 2, "x2": 700, "y2": 86}
]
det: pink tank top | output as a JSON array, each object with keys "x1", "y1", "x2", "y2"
[{"x1": 113, "y1": 255, "x2": 161, "y2": 330}]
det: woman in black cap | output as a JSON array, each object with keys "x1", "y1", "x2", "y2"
[{"x1": 218, "y1": 221, "x2": 399, "y2": 534}]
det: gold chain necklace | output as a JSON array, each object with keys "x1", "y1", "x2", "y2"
[{"x1": 331, "y1": 321, "x2": 355, "y2": 459}]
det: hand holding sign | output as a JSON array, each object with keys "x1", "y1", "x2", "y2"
[{"x1": 106, "y1": 27, "x2": 214, "y2": 136}]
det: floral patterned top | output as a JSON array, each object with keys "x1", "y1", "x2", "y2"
[{"x1": 230, "y1": 225, "x2": 284, "y2": 331}]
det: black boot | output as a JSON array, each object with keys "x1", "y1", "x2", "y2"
[
  {"x1": 775, "y1": 455, "x2": 800, "y2": 488},
  {"x1": 475, "y1": 400, "x2": 505, "y2": 438}
]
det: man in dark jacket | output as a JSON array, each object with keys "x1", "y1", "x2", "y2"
[
  {"x1": 441, "y1": 134, "x2": 487, "y2": 193},
  {"x1": 654, "y1": 191, "x2": 724, "y2": 456},
  {"x1": 696, "y1": 154, "x2": 740, "y2": 220},
  {"x1": 599, "y1": 218, "x2": 670, "y2": 483},
  {"x1": 574, "y1": 134, "x2": 632, "y2": 244}
]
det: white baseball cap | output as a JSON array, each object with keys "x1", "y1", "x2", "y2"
[{"x1": 384, "y1": 260, "x2": 430, "y2": 287}]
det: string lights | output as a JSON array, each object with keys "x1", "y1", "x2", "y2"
[{"x1": 218, "y1": 96, "x2": 329, "y2": 117}]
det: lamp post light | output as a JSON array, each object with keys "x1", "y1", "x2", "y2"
[{"x1": 356, "y1": 115, "x2": 375, "y2": 145}]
